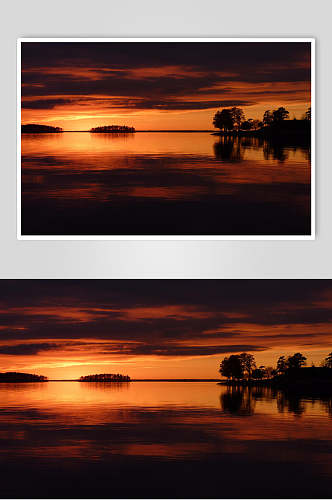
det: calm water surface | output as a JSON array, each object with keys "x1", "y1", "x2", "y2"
[
  {"x1": 0, "y1": 381, "x2": 330, "y2": 498},
  {"x1": 21, "y1": 132, "x2": 311, "y2": 235}
]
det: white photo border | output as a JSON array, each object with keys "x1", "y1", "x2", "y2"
[{"x1": 17, "y1": 37, "x2": 315, "y2": 241}]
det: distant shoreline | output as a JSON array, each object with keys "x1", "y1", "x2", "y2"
[
  {"x1": 22, "y1": 130, "x2": 214, "y2": 134},
  {"x1": 24, "y1": 378, "x2": 221, "y2": 382}
]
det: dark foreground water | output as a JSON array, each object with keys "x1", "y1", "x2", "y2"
[
  {"x1": 21, "y1": 132, "x2": 311, "y2": 236},
  {"x1": 0, "y1": 381, "x2": 331, "y2": 498}
]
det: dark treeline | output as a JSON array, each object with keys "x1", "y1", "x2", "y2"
[
  {"x1": 90, "y1": 125, "x2": 135, "y2": 133},
  {"x1": 22, "y1": 124, "x2": 63, "y2": 133},
  {"x1": 0, "y1": 372, "x2": 48, "y2": 382},
  {"x1": 79, "y1": 373, "x2": 131, "y2": 382},
  {"x1": 219, "y1": 352, "x2": 332, "y2": 392},
  {"x1": 213, "y1": 106, "x2": 311, "y2": 137}
]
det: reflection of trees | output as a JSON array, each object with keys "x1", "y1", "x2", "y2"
[
  {"x1": 213, "y1": 135, "x2": 310, "y2": 164},
  {"x1": 321, "y1": 398, "x2": 332, "y2": 417},
  {"x1": 219, "y1": 386, "x2": 332, "y2": 418},
  {"x1": 213, "y1": 137, "x2": 244, "y2": 162},
  {"x1": 219, "y1": 387, "x2": 256, "y2": 416},
  {"x1": 277, "y1": 391, "x2": 332, "y2": 418},
  {"x1": 263, "y1": 141, "x2": 289, "y2": 163},
  {"x1": 263, "y1": 139, "x2": 310, "y2": 163},
  {"x1": 80, "y1": 381, "x2": 130, "y2": 392},
  {"x1": 276, "y1": 391, "x2": 306, "y2": 416},
  {"x1": 90, "y1": 132, "x2": 135, "y2": 140}
]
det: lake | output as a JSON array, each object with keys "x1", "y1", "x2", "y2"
[
  {"x1": 0, "y1": 381, "x2": 331, "y2": 498},
  {"x1": 21, "y1": 132, "x2": 311, "y2": 236}
]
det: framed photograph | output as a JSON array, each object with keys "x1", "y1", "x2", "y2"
[
  {"x1": 1, "y1": 278, "x2": 331, "y2": 498},
  {"x1": 17, "y1": 38, "x2": 314, "y2": 240}
]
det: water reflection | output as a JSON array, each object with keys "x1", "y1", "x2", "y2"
[
  {"x1": 214, "y1": 135, "x2": 310, "y2": 163},
  {"x1": 0, "y1": 382, "x2": 331, "y2": 498},
  {"x1": 219, "y1": 385, "x2": 332, "y2": 418},
  {"x1": 219, "y1": 386, "x2": 256, "y2": 415},
  {"x1": 21, "y1": 132, "x2": 311, "y2": 235}
]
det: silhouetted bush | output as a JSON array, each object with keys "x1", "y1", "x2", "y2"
[
  {"x1": 79, "y1": 373, "x2": 131, "y2": 382},
  {"x1": 22, "y1": 124, "x2": 63, "y2": 133},
  {"x1": 0, "y1": 372, "x2": 48, "y2": 382},
  {"x1": 90, "y1": 125, "x2": 135, "y2": 133}
]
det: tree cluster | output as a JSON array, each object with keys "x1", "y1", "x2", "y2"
[
  {"x1": 79, "y1": 373, "x2": 131, "y2": 382},
  {"x1": 219, "y1": 353, "x2": 258, "y2": 381},
  {"x1": 90, "y1": 125, "x2": 135, "y2": 133},
  {"x1": 21, "y1": 124, "x2": 63, "y2": 133},
  {"x1": 276, "y1": 353, "x2": 307, "y2": 373},
  {"x1": 213, "y1": 105, "x2": 310, "y2": 132},
  {"x1": 0, "y1": 372, "x2": 48, "y2": 382},
  {"x1": 321, "y1": 352, "x2": 332, "y2": 369},
  {"x1": 219, "y1": 351, "x2": 332, "y2": 382}
]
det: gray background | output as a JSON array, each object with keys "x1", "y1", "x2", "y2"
[{"x1": 0, "y1": 0, "x2": 330, "y2": 278}]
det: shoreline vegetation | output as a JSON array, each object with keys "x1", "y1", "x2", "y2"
[
  {"x1": 0, "y1": 372, "x2": 48, "y2": 382},
  {"x1": 21, "y1": 124, "x2": 63, "y2": 133},
  {"x1": 219, "y1": 352, "x2": 332, "y2": 395},
  {"x1": 79, "y1": 373, "x2": 131, "y2": 382},
  {"x1": 90, "y1": 125, "x2": 135, "y2": 133},
  {"x1": 212, "y1": 105, "x2": 311, "y2": 143}
]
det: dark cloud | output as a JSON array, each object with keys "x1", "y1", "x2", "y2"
[
  {"x1": 101, "y1": 343, "x2": 267, "y2": 357},
  {"x1": 21, "y1": 42, "x2": 311, "y2": 112},
  {"x1": 0, "y1": 343, "x2": 57, "y2": 355},
  {"x1": 21, "y1": 98, "x2": 74, "y2": 110},
  {"x1": 0, "y1": 280, "x2": 331, "y2": 359},
  {"x1": 21, "y1": 42, "x2": 310, "y2": 73}
]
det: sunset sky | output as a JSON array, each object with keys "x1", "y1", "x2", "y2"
[
  {"x1": 21, "y1": 41, "x2": 311, "y2": 131},
  {"x1": 0, "y1": 280, "x2": 331, "y2": 379}
]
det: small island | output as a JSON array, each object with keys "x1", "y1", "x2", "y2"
[
  {"x1": 22, "y1": 124, "x2": 63, "y2": 133},
  {"x1": 79, "y1": 373, "x2": 131, "y2": 382},
  {"x1": 0, "y1": 372, "x2": 48, "y2": 382},
  {"x1": 90, "y1": 125, "x2": 135, "y2": 133}
]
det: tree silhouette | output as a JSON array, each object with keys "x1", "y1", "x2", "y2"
[
  {"x1": 276, "y1": 356, "x2": 288, "y2": 374},
  {"x1": 252, "y1": 367, "x2": 266, "y2": 380},
  {"x1": 79, "y1": 373, "x2": 130, "y2": 382},
  {"x1": 0, "y1": 372, "x2": 48, "y2": 382},
  {"x1": 287, "y1": 352, "x2": 307, "y2": 369},
  {"x1": 213, "y1": 109, "x2": 234, "y2": 132},
  {"x1": 272, "y1": 107, "x2": 289, "y2": 124},
  {"x1": 90, "y1": 125, "x2": 135, "y2": 133},
  {"x1": 322, "y1": 352, "x2": 332, "y2": 368},
  {"x1": 263, "y1": 110, "x2": 273, "y2": 127},
  {"x1": 239, "y1": 353, "x2": 256, "y2": 381},
  {"x1": 219, "y1": 355, "x2": 244, "y2": 381},
  {"x1": 241, "y1": 120, "x2": 253, "y2": 130},
  {"x1": 22, "y1": 124, "x2": 63, "y2": 133},
  {"x1": 229, "y1": 107, "x2": 245, "y2": 130}
]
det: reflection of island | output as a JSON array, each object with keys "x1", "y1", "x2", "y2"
[
  {"x1": 22, "y1": 124, "x2": 63, "y2": 133},
  {"x1": 79, "y1": 373, "x2": 131, "y2": 382},
  {"x1": 0, "y1": 371, "x2": 48, "y2": 382},
  {"x1": 90, "y1": 125, "x2": 135, "y2": 133}
]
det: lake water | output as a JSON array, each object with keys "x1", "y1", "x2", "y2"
[
  {"x1": 0, "y1": 381, "x2": 331, "y2": 498},
  {"x1": 21, "y1": 132, "x2": 311, "y2": 236}
]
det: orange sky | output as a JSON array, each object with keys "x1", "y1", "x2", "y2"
[
  {"x1": 0, "y1": 280, "x2": 331, "y2": 380},
  {"x1": 21, "y1": 42, "x2": 311, "y2": 131}
]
